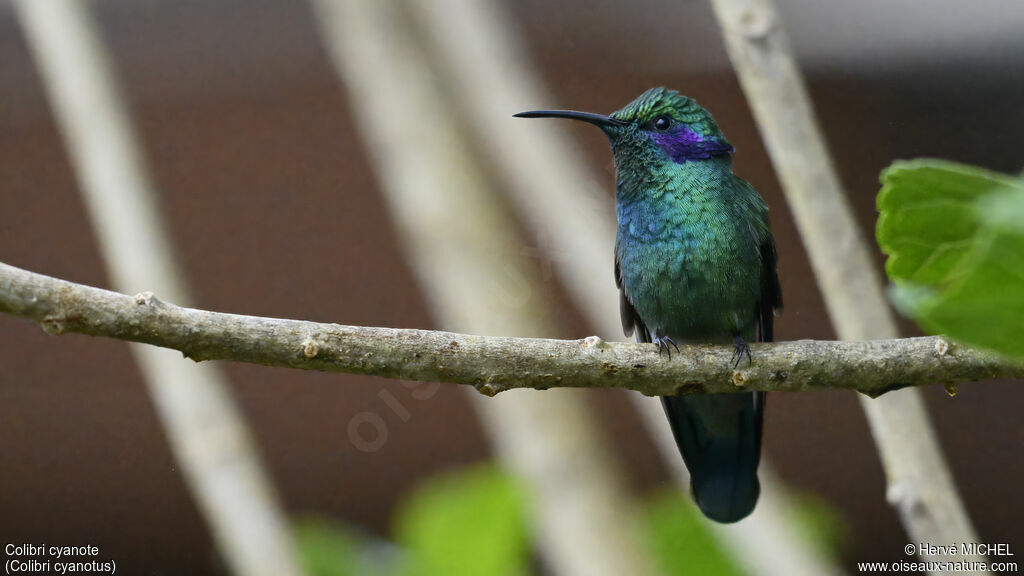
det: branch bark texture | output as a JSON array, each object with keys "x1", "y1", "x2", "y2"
[{"x1": 3, "y1": 261, "x2": 1019, "y2": 397}]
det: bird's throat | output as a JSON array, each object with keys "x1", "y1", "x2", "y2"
[{"x1": 614, "y1": 155, "x2": 735, "y2": 204}]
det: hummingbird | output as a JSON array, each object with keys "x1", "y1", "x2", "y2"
[{"x1": 516, "y1": 87, "x2": 781, "y2": 523}]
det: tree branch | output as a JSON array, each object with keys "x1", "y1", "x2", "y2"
[
  {"x1": 3, "y1": 261, "x2": 1020, "y2": 397},
  {"x1": 13, "y1": 2, "x2": 305, "y2": 574},
  {"x1": 309, "y1": 2, "x2": 659, "y2": 573}
]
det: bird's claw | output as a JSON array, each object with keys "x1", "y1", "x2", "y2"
[
  {"x1": 731, "y1": 336, "x2": 752, "y2": 368},
  {"x1": 653, "y1": 335, "x2": 680, "y2": 359}
]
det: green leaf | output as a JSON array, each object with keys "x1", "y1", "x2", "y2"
[
  {"x1": 877, "y1": 159, "x2": 1024, "y2": 360},
  {"x1": 295, "y1": 517, "x2": 384, "y2": 576},
  {"x1": 644, "y1": 490, "x2": 742, "y2": 576},
  {"x1": 393, "y1": 464, "x2": 530, "y2": 576}
]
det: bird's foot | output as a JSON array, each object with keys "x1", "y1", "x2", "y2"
[
  {"x1": 653, "y1": 335, "x2": 680, "y2": 359},
  {"x1": 731, "y1": 336, "x2": 752, "y2": 368}
]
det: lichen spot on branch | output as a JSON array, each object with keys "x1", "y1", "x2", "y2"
[
  {"x1": 732, "y1": 370, "x2": 748, "y2": 387},
  {"x1": 134, "y1": 291, "x2": 163, "y2": 307},
  {"x1": 302, "y1": 337, "x2": 319, "y2": 358}
]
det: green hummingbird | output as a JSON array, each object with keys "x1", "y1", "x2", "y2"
[{"x1": 516, "y1": 87, "x2": 781, "y2": 523}]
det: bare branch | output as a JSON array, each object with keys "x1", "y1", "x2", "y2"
[
  {"x1": 709, "y1": 0, "x2": 992, "y2": 564},
  {"x1": 312, "y1": 2, "x2": 659, "y2": 574},
  {"x1": 3, "y1": 261, "x2": 1020, "y2": 397},
  {"x1": 401, "y1": 2, "x2": 844, "y2": 572},
  {"x1": 13, "y1": 2, "x2": 303, "y2": 574}
]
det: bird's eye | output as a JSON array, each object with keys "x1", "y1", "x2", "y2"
[{"x1": 652, "y1": 115, "x2": 673, "y2": 131}]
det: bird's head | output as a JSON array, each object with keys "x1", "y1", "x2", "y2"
[{"x1": 515, "y1": 87, "x2": 733, "y2": 166}]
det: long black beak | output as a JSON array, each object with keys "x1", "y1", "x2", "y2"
[{"x1": 514, "y1": 109, "x2": 626, "y2": 128}]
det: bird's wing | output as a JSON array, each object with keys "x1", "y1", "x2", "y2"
[
  {"x1": 615, "y1": 251, "x2": 649, "y2": 341},
  {"x1": 756, "y1": 230, "x2": 782, "y2": 343},
  {"x1": 751, "y1": 210, "x2": 782, "y2": 467}
]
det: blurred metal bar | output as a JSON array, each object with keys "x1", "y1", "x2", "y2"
[
  {"x1": 13, "y1": 2, "x2": 304, "y2": 575},
  {"x1": 308, "y1": 1, "x2": 659, "y2": 574},
  {"x1": 708, "y1": 0, "x2": 986, "y2": 571},
  {"x1": 403, "y1": 0, "x2": 846, "y2": 574}
]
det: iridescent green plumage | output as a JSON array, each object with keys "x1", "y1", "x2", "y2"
[
  {"x1": 610, "y1": 87, "x2": 729, "y2": 140},
  {"x1": 517, "y1": 87, "x2": 781, "y2": 523}
]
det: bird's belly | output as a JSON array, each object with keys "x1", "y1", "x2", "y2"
[{"x1": 619, "y1": 240, "x2": 759, "y2": 341}]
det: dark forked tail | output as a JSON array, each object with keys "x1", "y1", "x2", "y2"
[
  {"x1": 661, "y1": 392, "x2": 764, "y2": 523},
  {"x1": 631, "y1": 325, "x2": 764, "y2": 522}
]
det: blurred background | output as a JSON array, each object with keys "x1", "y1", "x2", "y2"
[{"x1": 1, "y1": 0, "x2": 1022, "y2": 574}]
